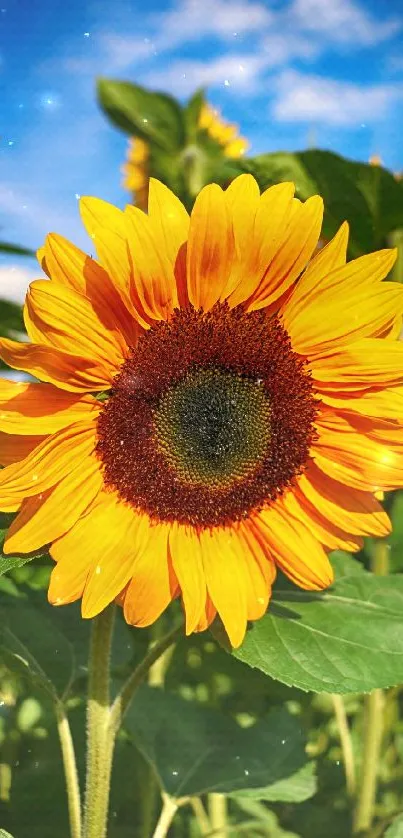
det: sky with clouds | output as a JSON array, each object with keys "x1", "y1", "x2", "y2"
[{"x1": 1, "y1": 0, "x2": 403, "y2": 302}]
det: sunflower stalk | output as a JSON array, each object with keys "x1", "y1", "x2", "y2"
[
  {"x1": 83, "y1": 604, "x2": 116, "y2": 838},
  {"x1": 82, "y1": 607, "x2": 182, "y2": 838},
  {"x1": 55, "y1": 700, "x2": 82, "y2": 838},
  {"x1": 353, "y1": 539, "x2": 389, "y2": 834}
]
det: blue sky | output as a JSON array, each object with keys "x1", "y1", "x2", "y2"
[{"x1": 1, "y1": 0, "x2": 403, "y2": 301}]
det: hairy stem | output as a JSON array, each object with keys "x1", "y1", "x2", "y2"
[
  {"x1": 55, "y1": 700, "x2": 82, "y2": 838},
  {"x1": 331, "y1": 694, "x2": 356, "y2": 796},
  {"x1": 83, "y1": 605, "x2": 116, "y2": 838},
  {"x1": 353, "y1": 539, "x2": 388, "y2": 833}
]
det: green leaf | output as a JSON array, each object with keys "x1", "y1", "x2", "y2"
[
  {"x1": 230, "y1": 761, "x2": 317, "y2": 803},
  {"x1": 0, "y1": 553, "x2": 42, "y2": 578},
  {"x1": 0, "y1": 242, "x2": 35, "y2": 257},
  {"x1": 234, "y1": 150, "x2": 403, "y2": 257},
  {"x1": 0, "y1": 299, "x2": 25, "y2": 334},
  {"x1": 0, "y1": 594, "x2": 75, "y2": 698},
  {"x1": 184, "y1": 88, "x2": 206, "y2": 141},
  {"x1": 0, "y1": 831, "x2": 15, "y2": 838},
  {"x1": 97, "y1": 78, "x2": 184, "y2": 151},
  {"x1": 386, "y1": 815, "x2": 403, "y2": 837},
  {"x1": 233, "y1": 573, "x2": 403, "y2": 694},
  {"x1": 125, "y1": 685, "x2": 309, "y2": 798}
]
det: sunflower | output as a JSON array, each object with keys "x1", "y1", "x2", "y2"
[
  {"x1": 0, "y1": 175, "x2": 401, "y2": 647},
  {"x1": 122, "y1": 103, "x2": 248, "y2": 210}
]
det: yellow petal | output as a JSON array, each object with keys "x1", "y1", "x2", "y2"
[
  {"x1": 284, "y1": 249, "x2": 399, "y2": 355},
  {"x1": 0, "y1": 432, "x2": 46, "y2": 466},
  {"x1": 298, "y1": 462, "x2": 391, "y2": 537},
  {"x1": 168, "y1": 523, "x2": 207, "y2": 634},
  {"x1": 24, "y1": 279, "x2": 127, "y2": 368},
  {"x1": 227, "y1": 182, "x2": 295, "y2": 307},
  {"x1": 80, "y1": 196, "x2": 150, "y2": 330},
  {"x1": 4, "y1": 455, "x2": 103, "y2": 554},
  {"x1": 310, "y1": 338, "x2": 403, "y2": 390},
  {"x1": 0, "y1": 420, "x2": 97, "y2": 499},
  {"x1": 255, "y1": 501, "x2": 334, "y2": 590},
  {"x1": 198, "y1": 526, "x2": 249, "y2": 648},
  {"x1": 187, "y1": 184, "x2": 234, "y2": 311},
  {"x1": 246, "y1": 194, "x2": 324, "y2": 311},
  {"x1": 0, "y1": 338, "x2": 113, "y2": 393},
  {"x1": 43, "y1": 233, "x2": 138, "y2": 346},
  {"x1": 125, "y1": 205, "x2": 179, "y2": 320},
  {"x1": 123, "y1": 522, "x2": 176, "y2": 627},
  {"x1": 0, "y1": 380, "x2": 99, "y2": 434}
]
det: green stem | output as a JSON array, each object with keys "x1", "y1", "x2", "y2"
[
  {"x1": 353, "y1": 689, "x2": 385, "y2": 834},
  {"x1": 109, "y1": 621, "x2": 183, "y2": 735},
  {"x1": 331, "y1": 694, "x2": 356, "y2": 796},
  {"x1": 353, "y1": 539, "x2": 388, "y2": 834},
  {"x1": 55, "y1": 700, "x2": 82, "y2": 838},
  {"x1": 83, "y1": 605, "x2": 116, "y2": 838},
  {"x1": 151, "y1": 792, "x2": 179, "y2": 838},
  {"x1": 208, "y1": 794, "x2": 227, "y2": 838}
]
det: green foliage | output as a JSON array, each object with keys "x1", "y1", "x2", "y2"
[
  {"x1": 233, "y1": 570, "x2": 403, "y2": 694},
  {"x1": 97, "y1": 79, "x2": 185, "y2": 151},
  {"x1": 125, "y1": 685, "x2": 313, "y2": 798},
  {"x1": 386, "y1": 814, "x2": 403, "y2": 837},
  {"x1": 0, "y1": 242, "x2": 34, "y2": 257}
]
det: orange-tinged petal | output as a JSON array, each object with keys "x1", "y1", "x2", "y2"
[
  {"x1": 0, "y1": 338, "x2": 113, "y2": 392},
  {"x1": 227, "y1": 182, "x2": 295, "y2": 307},
  {"x1": 314, "y1": 411, "x2": 403, "y2": 491},
  {"x1": 282, "y1": 222, "x2": 349, "y2": 314},
  {"x1": 0, "y1": 432, "x2": 46, "y2": 466},
  {"x1": 49, "y1": 533, "x2": 94, "y2": 606},
  {"x1": 125, "y1": 205, "x2": 179, "y2": 320},
  {"x1": 187, "y1": 184, "x2": 234, "y2": 311},
  {"x1": 299, "y1": 462, "x2": 390, "y2": 537},
  {"x1": 4, "y1": 455, "x2": 103, "y2": 554},
  {"x1": 281, "y1": 487, "x2": 362, "y2": 552},
  {"x1": 236, "y1": 522, "x2": 275, "y2": 620},
  {"x1": 284, "y1": 250, "x2": 399, "y2": 355},
  {"x1": 321, "y1": 385, "x2": 403, "y2": 421},
  {"x1": 24, "y1": 279, "x2": 127, "y2": 367},
  {"x1": 169, "y1": 523, "x2": 207, "y2": 634},
  {"x1": 194, "y1": 595, "x2": 217, "y2": 633},
  {"x1": 246, "y1": 194, "x2": 324, "y2": 311},
  {"x1": 0, "y1": 419, "x2": 97, "y2": 499},
  {"x1": 197, "y1": 526, "x2": 249, "y2": 648},
  {"x1": 147, "y1": 178, "x2": 189, "y2": 268},
  {"x1": 0, "y1": 380, "x2": 100, "y2": 434},
  {"x1": 43, "y1": 233, "x2": 138, "y2": 346},
  {"x1": 310, "y1": 338, "x2": 403, "y2": 391},
  {"x1": 255, "y1": 502, "x2": 334, "y2": 590},
  {"x1": 80, "y1": 196, "x2": 150, "y2": 330},
  {"x1": 123, "y1": 522, "x2": 176, "y2": 628},
  {"x1": 81, "y1": 501, "x2": 151, "y2": 618}
]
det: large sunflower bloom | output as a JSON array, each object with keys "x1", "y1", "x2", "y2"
[
  {"x1": 0, "y1": 176, "x2": 401, "y2": 648},
  {"x1": 122, "y1": 103, "x2": 248, "y2": 210}
]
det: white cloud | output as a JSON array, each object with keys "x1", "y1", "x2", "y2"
[
  {"x1": 142, "y1": 53, "x2": 270, "y2": 96},
  {"x1": 0, "y1": 265, "x2": 41, "y2": 305},
  {"x1": 152, "y1": 0, "x2": 272, "y2": 46},
  {"x1": 288, "y1": 0, "x2": 401, "y2": 46},
  {"x1": 273, "y1": 71, "x2": 403, "y2": 126}
]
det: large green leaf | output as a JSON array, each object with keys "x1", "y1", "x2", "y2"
[
  {"x1": 232, "y1": 571, "x2": 403, "y2": 694},
  {"x1": 0, "y1": 242, "x2": 35, "y2": 257},
  {"x1": 0, "y1": 299, "x2": 24, "y2": 334},
  {"x1": 97, "y1": 79, "x2": 184, "y2": 151},
  {"x1": 233, "y1": 150, "x2": 403, "y2": 258},
  {"x1": 386, "y1": 815, "x2": 403, "y2": 837},
  {"x1": 125, "y1": 685, "x2": 311, "y2": 798},
  {"x1": 231, "y1": 761, "x2": 316, "y2": 804}
]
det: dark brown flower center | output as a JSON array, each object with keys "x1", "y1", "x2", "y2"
[{"x1": 96, "y1": 304, "x2": 317, "y2": 527}]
